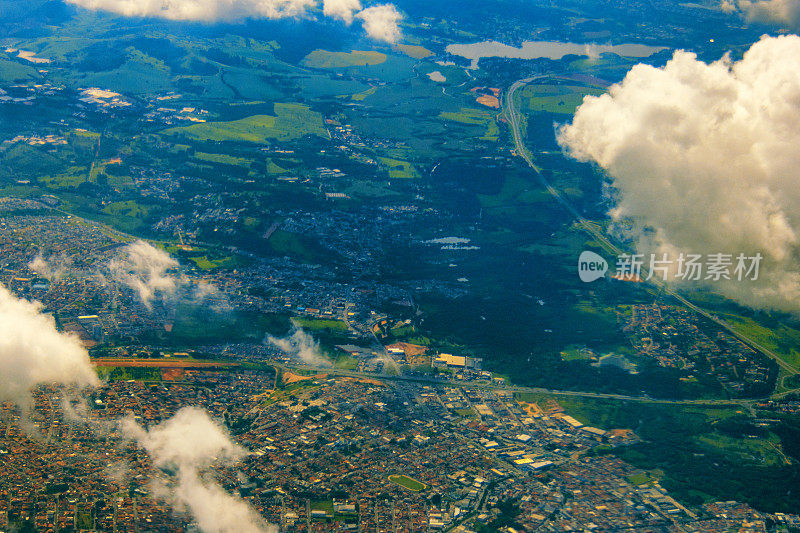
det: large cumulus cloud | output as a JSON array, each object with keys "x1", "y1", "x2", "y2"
[
  {"x1": 355, "y1": 4, "x2": 402, "y2": 44},
  {"x1": 557, "y1": 35, "x2": 800, "y2": 313},
  {"x1": 65, "y1": 0, "x2": 402, "y2": 42},
  {"x1": 0, "y1": 284, "x2": 99, "y2": 412},
  {"x1": 323, "y1": 0, "x2": 362, "y2": 23}
]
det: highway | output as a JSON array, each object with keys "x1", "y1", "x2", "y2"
[
  {"x1": 268, "y1": 362, "x2": 759, "y2": 407},
  {"x1": 502, "y1": 77, "x2": 799, "y2": 390}
]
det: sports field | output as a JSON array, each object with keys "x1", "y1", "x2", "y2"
[{"x1": 388, "y1": 474, "x2": 428, "y2": 491}]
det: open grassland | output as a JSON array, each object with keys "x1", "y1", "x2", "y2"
[
  {"x1": 96, "y1": 366, "x2": 162, "y2": 382},
  {"x1": 102, "y1": 200, "x2": 150, "y2": 218},
  {"x1": 722, "y1": 314, "x2": 800, "y2": 370},
  {"x1": 627, "y1": 471, "x2": 660, "y2": 486},
  {"x1": 522, "y1": 84, "x2": 605, "y2": 115},
  {"x1": 92, "y1": 358, "x2": 237, "y2": 368},
  {"x1": 439, "y1": 108, "x2": 499, "y2": 141},
  {"x1": 164, "y1": 103, "x2": 326, "y2": 142},
  {"x1": 291, "y1": 317, "x2": 349, "y2": 332},
  {"x1": 194, "y1": 151, "x2": 253, "y2": 167},
  {"x1": 189, "y1": 255, "x2": 239, "y2": 270},
  {"x1": 0, "y1": 56, "x2": 40, "y2": 82},
  {"x1": 351, "y1": 86, "x2": 378, "y2": 101},
  {"x1": 266, "y1": 159, "x2": 288, "y2": 174},
  {"x1": 695, "y1": 433, "x2": 788, "y2": 467},
  {"x1": 560, "y1": 345, "x2": 598, "y2": 362},
  {"x1": 394, "y1": 44, "x2": 433, "y2": 59},
  {"x1": 163, "y1": 244, "x2": 246, "y2": 271},
  {"x1": 379, "y1": 156, "x2": 419, "y2": 179},
  {"x1": 260, "y1": 378, "x2": 322, "y2": 407},
  {"x1": 266, "y1": 229, "x2": 332, "y2": 263},
  {"x1": 302, "y1": 49, "x2": 387, "y2": 68},
  {"x1": 478, "y1": 175, "x2": 551, "y2": 210},
  {"x1": 40, "y1": 167, "x2": 90, "y2": 189}
]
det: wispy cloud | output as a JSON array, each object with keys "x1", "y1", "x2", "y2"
[
  {"x1": 122, "y1": 407, "x2": 277, "y2": 533},
  {"x1": 265, "y1": 328, "x2": 331, "y2": 366}
]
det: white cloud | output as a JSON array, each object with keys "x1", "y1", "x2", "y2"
[
  {"x1": 122, "y1": 406, "x2": 244, "y2": 468},
  {"x1": 0, "y1": 283, "x2": 98, "y2": 412},
  {"x1": 174, "y1": 473, "x2": 275, "y2": 533},
  {"x1": 265, "y1": 328, "x2": 331, "y2": 366},
  {"x1": 323, "y1": 0, "x2": 361, "y2": 23},
  {"x1": 29, "y1": 253, "x2": 71, "y2": 281},
  {"x1": 740, "y1": 0, "x2": 800, "y2": 26},
  {"x1": 721, "y1": 0, "x2": 800, "y2": 28},
  {"x1": 720, "y1": 0, "x2": 738, "y2": 13},
  {"x1": 65, "y1": 0, "x2": 315, "y2": 22},
  {"x1": 65, "y1": 0, "x2": 402, "y2": 42},
  {"x1": 122, "y1": 407, "x2": 276, "y2": 533},
  {"x1": 355, "y1": 4, "x2": 402, "y2": 43},
  {"x1": 557, "y1": 35, "x2": 800, "y2": 313},
  {"x1": 109, "y1": 240, "x2": 180, "y2": 310},
  {"x1": 107, "y1": 241, "x2": 227, "y2": 312}
]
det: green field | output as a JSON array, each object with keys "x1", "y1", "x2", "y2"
[
  {"x1": 626, "y1": 471, "x2": 659, "y2": 486},
  {"x1": 522, "y1": 84, "x2": 605, "y2": 115},
  {"x1": 478, "y1": 175, "x2": 552, "y2": 210},
  {"x1": 334, "y1": 353, "x2": 358, "y2": 370},
  {"x1": 194, "y1": 151, "x2": 253, "y2": 167},
  {"x1": 291, "y1": 317, "x2": 349, "y2": 333},
  {"x1": 266, "y1": 159, "x2": 288, "y2": 174},
  {"x1": 164, "y1": 103, "x2": 327, "y2": 143},
  {"x1": 302, "y1": 49, "x2": 387, "y2": 69},
  {"x1": 189, "y1": 255, "x2": 239, "y2": 270},
  {"x1": 0, "y1": 56, "x2": 40, "y2": 82},
  {"x1": 390, "y1": 324, "x2": 416, "y2": 337},
  {"x1": 266, "y1": 230, "x2": 332, "y2": 263},
  {"x1": 438, "y1": 108, "x2": 499, "y2": 140},
  {"x1": 695, "y1": 433, "x2": 787, "y2": 467},
  {"x1": 102, "y1": 200, "x2": 150, "y2": 218},
  {"x1": 40, "y1": 168, "x2": 91, "y2": 189},
  {"x1": 351, "y1": 86, "x2": 378, "y2": 101},
  {"x1": 388, "y1": 474, "x2": 428, "y2": 492},
  {"x1": 262, "y1": 380, "x2": 322, "y2": 407},
  {"x1": 560, "y1": 345, "x2": 597, "y2": 362},
  {"x1": 96, "y1": 366, "x2": 162, "y2": 382},
  {"x1": 722, "y1": 314, "x2": 800, "y2": 370},
  {"x1": 163, "y1": 244, "x2": 246, "y2": 271},
  {"x1": 378, "y1": 157, "x2": 419, "y2": 179},
  {"x1": 394, "y1": 44, "x2": 434, "y2": 59},
  {"x1": 310, "y1": 500, "x2": 334, "y2": 514}
]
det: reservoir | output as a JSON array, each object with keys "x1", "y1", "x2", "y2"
[{"x1": 446, "y1": 40, "x2": 667, "y2": 68}]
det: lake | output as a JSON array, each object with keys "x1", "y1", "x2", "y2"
[{"x1": 446, "y1": 40, "x2": 667, "y2": 68}]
